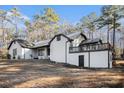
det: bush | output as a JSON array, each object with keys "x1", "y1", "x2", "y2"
[
  {"x1": 0, "y1": 48, "x2": 8, "y2": 59},
  {"x1": 7, "y1": 54, "x2": 11, "y2": 59},
  {"x1": 13, "y1": 56, "x2": 15, "y2": 59}
]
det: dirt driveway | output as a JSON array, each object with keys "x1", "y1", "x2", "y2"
[{"x1": 0, "y1": 60, "x2": 124, "y2": 88}]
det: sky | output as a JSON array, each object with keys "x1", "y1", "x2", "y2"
[{"x1": 0, "y1": 5, "x2": 103, "y2": 24}]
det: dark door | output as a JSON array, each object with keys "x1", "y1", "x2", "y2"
[{"x1": 79, "y1": 55, "x2": 84, "y2": 67}]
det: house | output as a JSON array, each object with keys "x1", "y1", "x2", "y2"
[
  {"x1": 8, "y1": 31, "x2": 113, "y2": 68},
  {"x1": 8, "y1": 39, "x2": 33, "y2": 59},
  {"x1": 31, "y1": 40, "x2": 50, "y2": 59},
  {"x1": 49, "y1": 32, "x2": 113, "y2": 68},
  {"x1": 8, "y1": 39, "x2": 50, "y2": 60}
]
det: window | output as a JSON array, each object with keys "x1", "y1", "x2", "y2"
[
  {"x1": 38, "y1": 49, "x2": 44, "y2": 56},
  {"x1": 13, "y1": 48, "x2": 17, "y2": 56},
  {"x1": 56, "y1": 35, "x2": 61, "y2": 41},
  {"x1": 47, "y1": 48, "x2": 50, "y2": 55},
  {"x1": 14, "y1": 41, "x2": 16, "y2": 44}
]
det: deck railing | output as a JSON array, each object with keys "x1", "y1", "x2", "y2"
[{"x1": 69, "y1": 43, "x2": 112, "y2": 53}]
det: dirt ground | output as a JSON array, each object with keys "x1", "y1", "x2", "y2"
[{"x1": 0, "y1": 60, "x2": 124, "y2": 88}]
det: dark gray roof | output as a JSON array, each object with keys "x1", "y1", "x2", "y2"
[
  {"x1": 80, "y1": 38, "x2": 102, "y2": 45},
  {"x1": 32, "y1": 39, "x2": 50, "y2": 48},
  {"x1": 8, "y1": 39, "x2": 33, "y2": 49}
]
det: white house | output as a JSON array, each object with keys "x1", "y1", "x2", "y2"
[
  {"x1": 31, "y1": 40, "x2": 50, "y2": 59},
  {"x1": 8, "y1": 39, "x2": 50, "y2": 60},
  {"x1": 49, "y1": 32, "x2": 113, "y2": 68},
  {"x1": 8, "y1": 39, "x2": 33, "y2": 59},
  {"x1": 8, "y1": 31, "x2": 113, "y2": 68}
]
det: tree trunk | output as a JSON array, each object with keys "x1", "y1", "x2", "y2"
[
  {"x1": 113, "y1": 13, "x2": 116, "y2": 58},
  {"x1": 2, "y1": 20, "x2": 5, "y2": 46},
  {"x1": 107, "y1": 24, "x2": 110, "y2": 43}
]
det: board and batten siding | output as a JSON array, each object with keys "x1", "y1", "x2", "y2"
[{"x1": 50, "y1": 35, "x2": 68, "y2": 63}]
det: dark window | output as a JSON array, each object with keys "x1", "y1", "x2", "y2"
[
  {"x1": 57, "y1": 35, "x2": 61, "y2": 41},
  {"x1": 14, "y1": 41, "x2": 16, "y2": 44},
  {"x1": 38, "y1": 49, "x2": 44, "y2": 56},
  {"x1": 47, "y1": 48, "x2": 50, "y2": 55},
  {"x1": 13, "y1": 48, "x2": 17, "y2": 57}
]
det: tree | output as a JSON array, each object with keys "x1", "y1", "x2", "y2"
[
  {"x1": 0, "y1": 9, "x2": 13, "y2": 46},
  {"x1": 59, "y1": 20, "x2": 77, "y2": 35},
  {"x1": 10, "y1": 7, "x2": 21, "y2": 36},
  {"x1": 79, "y1": 12, "x2": 98, "y2": 39},
  {"x1": 27, "y1": 8, "x2": 60, "y2": 42},
  {"x1": 96, "y1": 5, "x2": 124, "y2": 54},
  {"x1": 0, "y1": 10, "x2": 7, "y2": 45},
  {"x1": 9, "y1": 7, "x2": 28, "y2": 39}
]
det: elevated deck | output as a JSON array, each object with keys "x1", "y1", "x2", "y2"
[{"x1": 69, "y1": 43, "x2": 112, "y2": 53}]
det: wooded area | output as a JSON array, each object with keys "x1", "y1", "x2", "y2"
[{"x1": 0, "y1": 5, "x2": 124, "y2": 59}]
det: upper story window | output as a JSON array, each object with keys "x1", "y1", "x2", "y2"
[
  {"x1": 14, "y1": 41, "x2": 16, "y2": 44},
  {"x1": 56, "y1": 35, "x2": 61, "y2": 41}
]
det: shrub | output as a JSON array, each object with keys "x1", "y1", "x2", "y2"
[{"x1": 7, "y1": 54, "x2": 11, "y2": 59}]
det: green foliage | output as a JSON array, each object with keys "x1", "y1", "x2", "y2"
[
  {"x1": 79, "y1": 12, "x2": 98, "y2": 39},
  {"x1": 96, "y1": 5, "x2": 124, "y2": 30},
  {"x1": 27, "y1": 7, "x2": 60, "y2": 42},
  {"x1": 44, "y1": 8, "x2": 59, "y2": 23}
]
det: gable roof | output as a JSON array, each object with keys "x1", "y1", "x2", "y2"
[
  {"x1": 31, "y1": 39, "x2": 50, "y2": 48},
  {"x1": 49, "y1": 34, "x2": 73, "y2": 45},
  {"x1": 79, "y1": 38, "x2": 102, "y2": 46},
  {"x1": 8, "y1": 39, "x2": 33, "y2": 50},
  {"x1": 49, "y1": 32, "x2": 87, "y2": 45},
  {"x1": 67, "y1": 31, "x2": 87, "y2": 40}
]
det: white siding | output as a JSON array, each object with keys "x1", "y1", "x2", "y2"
[
  {"x1": 32, "y1": 49, "x2": 38, "y2": 58},
  {"x1": 67, "y1": 50, "x2": 112, "y2": 68},
  {"x1": 90, "y1": 51, "x2": 109, "y2": 68},
  {"x1": 67, "y1": 52, "x2": 89, "y2": 67},
  {"x1": 50, "y1": 36, "x2": 68, "y2": 63},
  {"x1": 22, "y1": 48, "x2": 32, "y2": 59},
  {"x1": 50, "y1": 34, "x2": 112, "y2": 68},
  {"x1": 9, "y1": 41, "x2": 22, "y2": 59},
  {"x1": 109, "y1": 51, "x2": 113, "y2": 68},
  {"x1": 9, "y1": 41, "x2": 32, "y2": 59}
]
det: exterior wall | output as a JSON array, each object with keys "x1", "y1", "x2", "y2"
[
  {"x1": 67, "y1": 50, "x2": 112, "y2": 68},
  {"x1": 8, "y1": 41, "x2": 22, "y2": 59},
  {"x1": 109, "y1": 51, "x2": 113, "y2": 68},
  {"x1": 50, "y1": 36, "x2": 68, "y2": 63},
  {"x1": 49, "y1": 34, "x2": 112, "y2": 68},
  {"x1": 67, "y1": 42, "x2": 89, "y2": 67},
  {"x1": 90, "y1": 51, "x2": 109, "y2": 68},
  {"x1": 38, "y1": 47, "x2": 49, "y2": 59},
  {"x1": 67, "y1": 52, "x2": 89, "y2": 67},
  {"x1": 8, "y1": 41, "x2": 32, "y2": 59},
  {"x1": 32, "y1": 49, "x2": 38, "y2": 59},
  {"x1": 22, "y1": 48, "x2": 32, "y2": 59}
]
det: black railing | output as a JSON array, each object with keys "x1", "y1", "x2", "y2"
[{"x1": 69, "y1": 43, "x2": 112, "y2": 53}]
